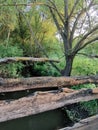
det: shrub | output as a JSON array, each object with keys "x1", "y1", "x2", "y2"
[
  {"x1": 34, "y1": 63, "x2": 60, "y2": 77},
  {"x1": 0, "y1": 43, "x2": 24, "y2": 77},
  {"x1": 72, "y1": 83, "x2": 98, "y2": 118},
  {"x1": 72, "y1": 56, "x2": 98, "y2": 76}
]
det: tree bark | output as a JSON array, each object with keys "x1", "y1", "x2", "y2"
[{"x1": 61, "y1": 56, "x2": 74, "y2": 76}]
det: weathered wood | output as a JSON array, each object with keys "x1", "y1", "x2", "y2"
[
  {"x1": 0, "y1": 88, "x2": 98, "y2": 122},
  {"x1": 0, "y1": 76, "x2": 98, "y2": 93},
  {"x1": 60, "y1": 114, "x2": 98, "y2": 130},
  {"x1": 0, "y1": 57, "x2": 59, "y2": 64}
]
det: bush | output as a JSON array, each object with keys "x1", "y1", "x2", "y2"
[
  {"x1": 0, "y1": 43, "x2": 24, "y2": 77},
  {"x1": 80, "y1": 100, "x2": 98, "y2": 116},
  {"x1": 72, "y1": 56, "x2": 98, "y2": 76},
  {"x1": 71, "y1": 83, "x2": 98, "y2": 117},
  {"x1": 34, "y1": 63, "x2": 60, "y2": 77}
]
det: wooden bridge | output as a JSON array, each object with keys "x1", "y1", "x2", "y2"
[
  {"x1": 0, "y1": 76, "x2": 98, "y2": 130},
  {"x1": 0, "y1": 57, "x2": 98, "y2": 130}
]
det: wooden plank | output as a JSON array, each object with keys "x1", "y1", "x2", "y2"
[
  {"x1": 0, "y1": 57, "x2": 59, "y2": 64},
  {"x1": 60, "y1": 114, "x2": 98, "y2": 130},
  {"x1": 0, "y1": 88, "x2": 98, "y2": 122},
  {"x1": 0, "y1": 76, "x2": 98, "y2": 93}
]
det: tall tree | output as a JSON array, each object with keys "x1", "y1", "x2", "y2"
[
  {"x1": 0, "y1": 0, "x2": 98, "y2": 76},
  {"x1": 46, "y1": 0, "x2": 98, "y2": 76}
]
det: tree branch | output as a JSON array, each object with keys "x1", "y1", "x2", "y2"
[
  {"x1": 63, "y1": 0, "x2": 71, "y2": 50},
  {"x1": 0, "y1": 2, "x2": 45, "y2": 7},
  {"x1": 68, "y1": 0, "x2": 80, "y2": 19},
  {"x1": 48, "y1": 0, "x2": 65, "y2": 25},
  {"x1": 75, "y1": 36, "x2": 98, "y2": 53},
  {"x1": 77, "y1": 53, "x2": 98, "y2": 59},
  {"x1": 69, "y1": 0, "x2": 94, "y2": 45},
  {"x1": 0, "y1": 57, "x2": 59, "y2": 64},
  {"x1": 48, "y1": 6, "x2": 66, "y2": 49},
  {"x1": 72, "y1": 25, "x2": 98, "y2": 54}
]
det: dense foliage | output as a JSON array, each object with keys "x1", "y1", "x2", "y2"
[{"x1": 0, "y1": 42, "x2": 23, "y2": 77}]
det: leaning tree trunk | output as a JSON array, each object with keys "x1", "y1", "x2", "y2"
[{"x1": 61, "y1": 55, "x2": 74, "y2": 76}]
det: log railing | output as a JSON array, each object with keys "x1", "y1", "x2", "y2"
[
  {"x1": 0, "y1": 76, "x2": 98, "y2": 93},
  {"x1": 0, "y1": 57, "x2": 59, "y2": 64},
  {"x1": 0, "y1": 57, "x2": 98, "y2": 129},
  {"x1": 0, "y1": 87, "x2": 98, "y2": 122}
]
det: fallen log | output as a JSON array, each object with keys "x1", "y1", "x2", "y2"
[
  {"x1": 0, "y1": 57, "x2": 59, "y2": 64},
  {"x1": 60, "y1": 114, "x2": 98, "y2": 130},
  {"x1": 0, "y1": 88, "x2": 98, "y2": 122},
  {"x1": 0, "y1": 76, "x2": 98, "y2": 93}
]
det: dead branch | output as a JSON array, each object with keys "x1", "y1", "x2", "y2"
[
  {"x1": 73, "y1": 25, "x2": 98, "y2": 54},
  {"x1": 0, "y1": 57, "x2": 59, "y2": 64},
  {"x1": 78, "y1": 53, "x2": 98, "y2": 58},
  {"x1": 0, "y1": 2, "x2": 44, "y2": 7}
]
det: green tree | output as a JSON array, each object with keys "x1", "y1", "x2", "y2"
[
  {"x1": 46, "y1": 0, "x2": 98, "y2": 76},
  {"x1": 0, "y1": 0, "x2": 98, "y2": 77}
]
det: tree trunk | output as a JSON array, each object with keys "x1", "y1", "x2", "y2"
[{"x1": 61, "y1": 56, "x2": 74, "y2": 76}]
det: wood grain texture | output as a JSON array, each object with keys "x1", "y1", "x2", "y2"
[
  {"x1": 0, "y1": 76, "x2": 98, "y2": 93},
  {"x1": 0, "y1": 88, "x2": 98, "y2": 122}
]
